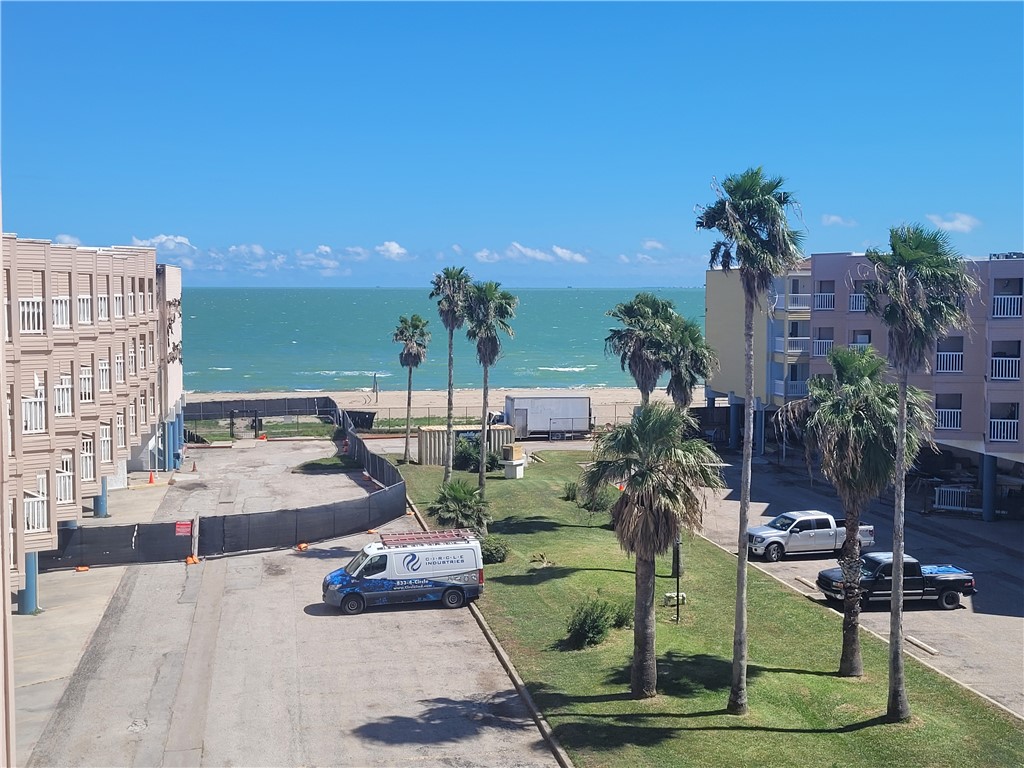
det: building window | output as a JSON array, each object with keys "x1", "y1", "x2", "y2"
[
  {"x1": 138, "y1": 336, "x2": 147, "y2": 369},
  {"x1": 113, "y1": 293, "x2": 124, "y2": 319},
  {"x1": 52, "y1": 296, "x2": 71, "y2": 328},
  {"x1": 128, "y1": 344, "x2": 137, "y2": 376},
  {"x1": 24, "y1": 475, "x2": 49, "y2": 533},
  {"x1": 98, "y1": 294, "x2": 110, "y2": 321},
  {"x1": 20, "y1": 297, "x2": 44, "y2": 334},
  {"x1": 100, "y1": 423, "x2": 113, "y2": 463},
  {"x1": 81, "y1": 436, "x2": 96, "y2": 481},
  {"x1": 79, "y1": 365, "x2": 94, "y2": 403},
  {"x1": 54, "y1": 374, "x2": 73, "y2": 417},
  {"x1": 147, "y1": 336, "x2": 155, "y2": 368},
  {"x1": 98, "y1": 359, "x2": 111, "y2": 392},
  {"x1": 140, "y1": 395, "x2": 147, "y2": 425},
  {"x1": 127, "y1": 290, "x2": 136, "y2": 317},
  {"x1": 77, "y1": 294, "x2": 93, "y2": 325},
  {"x1": 149, "y1": 389, "x2": 155, "y2": 420},
  {"x1": 129, "y1": 402, "x2": 137, "y2": 436},
  {"x1": 57, "y1": 454, "x2": 75, "y2": 505},
  {"x1": 116, "y1": 413, "x2": 126, "y2": 448},
  {"x1": 114, "y1": 354, "x2": 125, "y2": 384},
  {"x1": 22, "y1": 381, "x2": 46, "y2": 433}
]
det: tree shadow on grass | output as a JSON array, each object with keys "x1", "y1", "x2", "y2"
[{"x1": 491, "y1": 565, "x2": 635, "y2": 587}]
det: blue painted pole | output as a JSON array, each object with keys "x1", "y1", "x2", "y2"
[
  {"x1": 176, "y1": 411, "x2": 185, "y2": 469},
  {"x1": 982, "y1": 454, "x2": 997, "y2": 523},
  {"x1": 94, "y1": 476, "x2": 109, "y2": 518},
  {"x1": 729, "y1": 402, "x2": 742, "y2": 450},
  {"x1": 159, "y1": 422, "x2": 167, "y2": 472},
  {"x1": 19, "y1": 552, "x2": 38, "y2": 614}
]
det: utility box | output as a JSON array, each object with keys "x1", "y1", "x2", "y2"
[
  {"x1": 503, "y1": 396, "x2": 592, "y2": 439},
  {"x1": 501, "y1": 444, "x2": 524, "y2": 461}
]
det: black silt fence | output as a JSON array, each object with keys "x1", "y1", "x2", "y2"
[
  {"x1": 184, "y1": 397, "x2": 341, "y2": 422},
  {"x1": 40, "y1": 523, "x2": 192, "y2": 570}
]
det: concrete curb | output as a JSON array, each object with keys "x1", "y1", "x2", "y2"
[
  {"x1": 406, "y1": 497, "x2": 574, "y2": 768},
  {"x1": 700, "y1": 531, "x2": 1024, "y2": 723}
]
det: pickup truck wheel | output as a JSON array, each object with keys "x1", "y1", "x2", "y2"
[
  {"x1": 764, "y1": 543, "x2": 783, "y2": 562},
  {"x1": 442, "y1": 588, "x2": 465, "y2": 609},
  {"x1": 340, "y1": 594, "x2": 365, "y2": 616},
  {"x1": 938, "y1": 589, "x2": 960, "y2": 610}
]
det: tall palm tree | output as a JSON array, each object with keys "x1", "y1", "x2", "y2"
[
  {"x1": 393, "y1": 314, "x2": 430, "y2": 464},
  {"x1": 779, "y1": 346, "x2": 932, "y2": 676},
  {"x1": 696, "y1": 167, "x2": 803, "y2": 715},
  {"x1": 605, "y1": 292, "x2": 676, "y2": 405},
  {"x1": 465, "y1": 281, "x2": 517, "y2": 497},
  {"x1": 863, "y1": 223, "x2": 978, "y2": 722},
  {"x1": 581, "y1": 403, "x2": 723, "y2": 698},
  {"x1": 662, "y1": 314, "x2": 718, "y2": 410},
  {"x1": 429, "y1": 267, "x2": 473, "y2": 483}
]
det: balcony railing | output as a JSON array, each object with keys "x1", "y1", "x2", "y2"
[
  {"x1": 24, "y1": 497, "x2": 48, "y2": 533},
  {"x1": 52, "y1": 296, "x2": 71, "y2": 328},
  {"x1": 934, "y1": 486, "x2": 980, "y2": 513},
  {"x1": 935, "y1": 352, "x2": 964, "y2": 373},
  {"x1": 935, "y1": 409, "x2": 962, "y2": 430},
  {"x1": 22, "y1": 396, "x2": 46, "y2": 433},
  {"x1": 849, "y1": 293, "x2": 867, "y2": 312},
  {"x1": 814, "y1": 293, "x2": 835, "y2": 310},
  {"x1": 989, "y1": 419, "x2": 1019, "y2": 442},
  {"x1": 56, "y1": 472, "x2": 74, "y2": 505},
  {"x1": 787, "y1": 294, "x2": 811, "y2": 310},
  {"x1": 773, "y1": 379, "x2": 809, "y2": 398},
  {"x1": 992, "y1": 294, "x2": 1023, "y2": 318},
  {"x1": 812, "y1": 339, "x2": 834, "y2": 357},
  {"x1": 774, "y1": 336, "x2": 811, "y2": 355},
  {"x1": 990, "y1": 357, "x2": 1021, "y2": 380},
  {"x1": 19, "y1": 298, "x2": 44, "y2": 334},
  {"x1": 849, "y1": 342, "x2": 871, "y2": 352}
]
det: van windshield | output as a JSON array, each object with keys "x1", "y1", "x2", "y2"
[
  {"x1": 345, "y1": 551, "x2": 369, "y2": 576},
  {"x1": 767, "y1": 514, "x2": 797, "y2": 531}
]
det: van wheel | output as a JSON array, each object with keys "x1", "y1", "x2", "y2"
[
  {"x1": 938, "y1": 589, "x2": 960, "y2": 610},
  {"x1": 764, "y1": 543, "x2": 783, "y2": 562},
  {"x1": 341, "y1": 594, "x2": 365, "y2": 616},
  {"x1": 442, "y1": 589, "x2": 465, "y2": 609}
]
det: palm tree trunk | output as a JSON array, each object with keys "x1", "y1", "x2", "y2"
[
  {"x1": 728, "y1": 293, "x2": 754, "y2": 716},
  {"x1": 838, "y1": 507, "x2": 864, "y2": 677},
  {"x1": 444, "y1": 328, "x2": 454, "y2": 483},
  {"x1": 887, "y1": 372, "x2": 911, "y2": 721},
  {"x1": 632, "y1": 553, "x2": 657, "y2": 698},
  {"x1": 479, "y1": 363, "x2": 489, "y2": 498},
  {"x1": 641, "y1": 389, "x2": 650, "y2": 407},
  {"x1": 404, "y1": 366, "x2": 413, "y2": 463}
]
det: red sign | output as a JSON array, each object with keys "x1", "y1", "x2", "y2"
[{"x1": 175, "y1": 521, "x2": 193, "y2": 537}]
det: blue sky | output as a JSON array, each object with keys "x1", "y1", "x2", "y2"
[{"x1": 2, "y1": 1, "x2": 1021, "y2": 288}]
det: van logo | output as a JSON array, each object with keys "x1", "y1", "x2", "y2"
[{"x1": 403, "y1": 553, "x2": 421, "y2": 572}]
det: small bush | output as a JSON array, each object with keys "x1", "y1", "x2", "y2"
[
  {"x1": 566, "y1": 598, "x2": 614, "y2": 649},
  {"x1": 486, "y1": 451, "x2": 501, "y2": 472},
  {"x1": 481, "y1": 535, "x2": 511, "y2": 564},
  {"x1": 452, "y1": 438, "x2": 478, "y2": 471},
  {"x1": 580, "y1": 486, "x2": 616, "y2": 513},
  {"x1": 563, "y1": 481, "x2": 578, "y2": 501},
  {"x1": 612, "y1": 600, "x2": 633, "y2": 629}
]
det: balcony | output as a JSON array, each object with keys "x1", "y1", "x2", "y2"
[
  {"x1": 774, "y1": 336, "x2": 811, "y2": 355},
  {"x1": 19, "y1": 298, "x2": 44, "y2": 334},
  {"x1": 935, "y1": 352, "x2": 964, "y2": 373},
  {"x1": 814, "y1": 293, "x2": 835, "y2": 311},
  {"x1": 989, "y1": 419, "x2": 1019, "y2": 442},
  {"x1": 24, "y1": 497, "x2": 48, "y2": 533},
  {"x1": 935, "y1": 409, "x2": 962, "y2": 430},
  {"x1": 786, "y1": 294, "x2": 811, "y2": 310},
  {"x1": 812, "y1": 339, "x2": 834, "y2": 357},
  {"x1": 992, "y1": 295, "x2": 1022, "y2": 318},
  {"x1": 990, "y1": 357, "x2": 1021, "y2": 380},
  {"x1": 849, "y1": 293, "x2": 867, "y2": 312},
  {"x1": 773, "y1": 379, "x2": 809, "y2": 398}
]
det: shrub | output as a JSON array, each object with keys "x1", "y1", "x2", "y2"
[
  {"x1": 612, "y1": 600, "x2": 633, "y2": 629},
  {"x1": 565, "y1": 598, "x2": 614, "y2": 649},
  {"x1": 563, "y1": 481, "x2": 578, "y2": 502},
  {"x1": 480, "y1": 535, "x2": 511, "y2": 564},
  {"x1": 579, "y1": 486, "x2": 616, "y2": 514},
  {"x1": 428, "y1": 478, "x2": 491, "y2": 533},
  {"x1": 452, "y1": 438, "x2": 478, "y2": 471},
  {"x1": 485, "y1": 451, "x2": 501, "y2": 472}
]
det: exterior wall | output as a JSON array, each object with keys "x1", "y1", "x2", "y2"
[
  {"x1": 704, "y1": 268, "x2": 768, "y2": 405},
  {"x1": 2, "y1": 234, "x2": 179, "y2": 589}
]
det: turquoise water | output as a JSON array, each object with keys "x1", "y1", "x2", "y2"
[{"x1": 182, "y1": 287, "x2": 705, "y2": 393}]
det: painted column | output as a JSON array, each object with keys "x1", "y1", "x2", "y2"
[
  {"x1": 176, "y1": 411, "x2": 185, "y2": 468},
  {"x1": 982, "y1": 453, "x2": 997, "y2": 523},
  {"x1": 729, "y1": 398, "x2": 742, "y2": 450},
  {"x1": 158, "y1": 422, "x2": 167, "y2": 472},
  {"x1": 94, "y1": 476, "x2": 109, "y2": 518},
  {"x1": 18, "y1": 552, "x2": 38, "y2": 615}
]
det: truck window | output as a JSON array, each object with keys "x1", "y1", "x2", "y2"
[
  {"x1": 768, "y1": 515, "x2": 797, "y2": 531},
  {"x1": 361, "y1": 555, "x2": 388, "y2": 578},
  {"x1": 792, "y1": 520, "x2": 812, "y2": 533},
  {"x1": 815, "y1": 518, "x2": 832, "y2": 530}
]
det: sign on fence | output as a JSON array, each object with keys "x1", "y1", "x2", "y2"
[{"x1": 175, "y1": 521, "x2": 193, "y2": 537}]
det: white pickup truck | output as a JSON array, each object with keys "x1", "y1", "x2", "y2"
[{"x1": 747, "y1": 510, "x2": 875, "y2": 562}]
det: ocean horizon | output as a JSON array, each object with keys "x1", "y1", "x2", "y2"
[{"x1": 182, "y1": 287, "x2": 705, "y2": 394}]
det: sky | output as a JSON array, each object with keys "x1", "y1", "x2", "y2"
[{"x1": 1, "y1": 1, "x2": 1022, "y2": 289}]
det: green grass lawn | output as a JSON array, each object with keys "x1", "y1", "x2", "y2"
[{"x1": 399, "y1": 451, "x2": 1024, "y2": 768}]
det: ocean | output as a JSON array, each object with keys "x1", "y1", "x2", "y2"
[{"x1": 182, "y1": 287, "x2": 705, "y2": 393}]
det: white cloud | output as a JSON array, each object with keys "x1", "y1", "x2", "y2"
[
  {"x1": 552, "y1": 245, "x2": 588, "y2": 264},
  {"x1": 474, "y1": 249, "x2": 501, "y2": 263},
  {"x1": 375, "y1": 240, "x2": 412, "y2": 261},
  {"x1": 451, "y1": 244, "x2": 463, "y2": 255},
  {"x1": 641, "y1": 238, "x2": 665, "y2": 251},
  {"x1": 132, "y1": 233, "x2": 197, "y2": 257},
  {"x1": 926, "y1": 212, "x2": 981, "y2": 233},
  {"x1": 821, "y1": 214, "x2": 857, "y2": 227},
  {"x1": 54, "y1": 233, "x2": 81, "y2": 246},
  {"x1": 316, "y1": 244, "x2": 333, "y2": 255},
  {"x1": 344, "y1": 246, "x2": 370, "y2": 261},
  {"x1": 617, "y1": 254, "x2": 630, "y2": 264},
  {"x1": 227, "y1": 243, "x2": 266, "y2": 258},
  {"x1": 635, "y1": 253, "x2": 656, "y2": 264},
  {"x1": 508, "y1": 241, "x2": 554, "y2": 262}
]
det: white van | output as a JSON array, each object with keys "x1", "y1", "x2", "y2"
[{"x1": 322, "y1": 529, "x2": 484, "y2": 615}]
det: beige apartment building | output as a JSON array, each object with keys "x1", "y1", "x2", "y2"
[
  {"x1": 705, "y1": 251, "x2": 1024, "y2": 522},
  {"x1": 1, "y1": 234, "x2": 185, "y2": 601}
]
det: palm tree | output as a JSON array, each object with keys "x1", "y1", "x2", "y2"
[
  {"x1": 393, "y1": 314, "x2": 430, "y2": 464},
  {"x1": 696, "y1": 167, "x2": 803, "y2": 715},
  {"x1": 429, "y1": 267, "x2": 473, "y2": 483},
  {"x1": 605, "y1": 292, "x2": 676, "y2": 405},
  {"x1": 581, "y1": 403, "x2": 723, "y2": 698},
  {"x1": 778, "y1": 346, "x2": 932, "y2": 676},
  {"x1": 863, "y1": 223, "x2": 978, "y2": 722},
  {"x1": 662, "y1": 314, "x2": 718, "y2": 410},
  {"x1": 428, "y1": 478, "x2": 491, "y2": 535},
  {"x1": 465, "y1": 281, "x2": 517, "y2": 497}
]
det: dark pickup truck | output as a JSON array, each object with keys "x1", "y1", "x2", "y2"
[{"x1": 817, "y1": 552, "x2": 977, "y2": 610}]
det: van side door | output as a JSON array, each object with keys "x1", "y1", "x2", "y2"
[{"x1": 354, "y1": 554, "x2": 394, "y2": 606}]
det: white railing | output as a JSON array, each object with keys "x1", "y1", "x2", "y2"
[
  {"x1": 849, "y1": 342, "x2": 871, "y2": 352},
  {"x1": 935, "y1": 352, "x2": 964, "y2": 373},
  {"x1": 147, "y1": 292, "x2": 154, "y2": 312},
  {"x1": 814, "y1": 293, "x2": 835, "y2": 310},
  {"x1": 81, "y1": 441, "x2": 95, "y2": 481},
  {"x1": 787, "y1": 293, "x2": 811, "y2": 310},
  {"x1": 22, "y1": 396, "x2": 46, "y2": 433},
  {"x1": 77, "y1": 295, "x2": 93, "y2": 325},
  {"x1": 812, "y1": 339, "x2": 834, "y2": 357},
  {"x1": 773, "y1": 379, "x2": 785, "y2": 397},
  {"x1": 849, "y1": 293, "x2": 867, "y2": 312},
  {"x1": 989, "y1": 419, "x2": 1019, "y2": 442},
  {"x1": 54, "y1": 380, "x2": 73, "y2": 417},
  {"x1": 147, "y1": 342, "x2": 154, "y2": 367},
  {"x1": 52, "y1": 296, "x2": 71, "y2": 328},
  {"x1": 935, "y1": 409, "x2": 962, "y2": 430},
  {"x1": 98, "y1": 294, "x2": 109, "y2": 321},
  {"x1": 20, "y1": 298, "x2": 44, "y2": 334},
  {"x1": 934, "y1": 486, "x2": 980, "y2": 513},
  {"x1": 99, "y1": 360, "x2": 111, "y2": 392},
  {"x1": 787, "y1": 337, "x2": 810, "y2": 355},
  {"x1": 773, "y1": 379, "x2": 808, "y2": 398},
  {"x1": 992, "y1": 294, "x2": 1023, "y2": 318},
  {"x1": 113, "y1": 294, "x2": 124, "y2": 318},
  {"x1": 24, "y1": 497, "x2": 48, "y2": 533},
  {"x1": 990, "y1": 357, "x2": 1021, "y2": 380},
  {"x1": 56, "y1": 472, "x2": 74, "y2": 505}
]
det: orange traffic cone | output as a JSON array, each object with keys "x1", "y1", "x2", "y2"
[
  {"x1": 75, "y1": 565, "x2": 90, "y2": 572},
  {"x1": 148, "y1": 471, "x2": 155, "y2": 484},
  {"x1": 191, "y1": 461, "x2": 197, "y2": 472},
  {"x1": 185, "y1": 555, "x2": 198, "y2": 565},
  {"x1": 296, "y1": 542, "x2": 309, "y2": 552}
]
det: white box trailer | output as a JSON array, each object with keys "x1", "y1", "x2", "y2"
[{"x1": 503, "y1": 396, "x2": 592, "y2": 439}]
